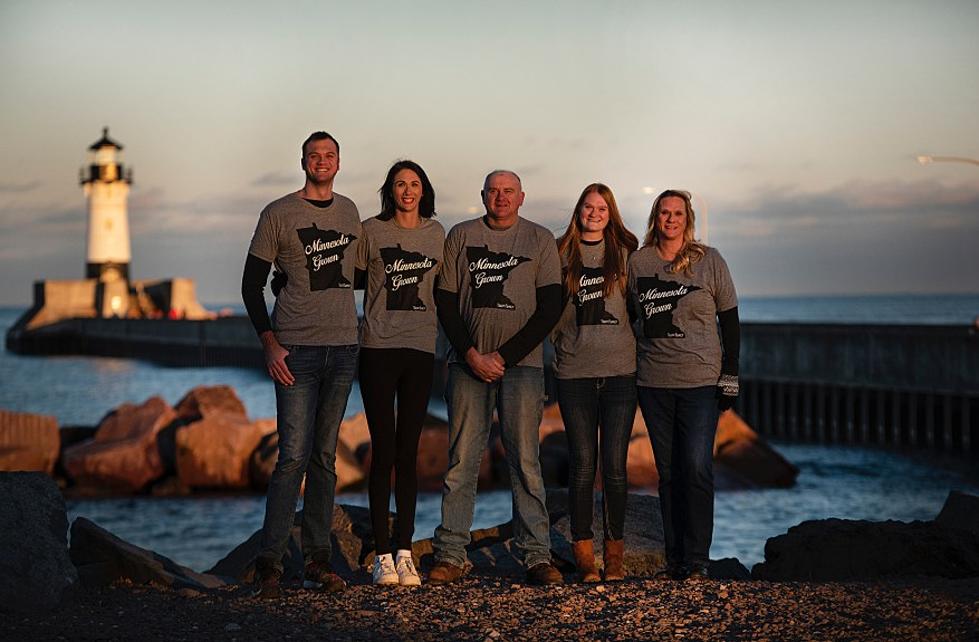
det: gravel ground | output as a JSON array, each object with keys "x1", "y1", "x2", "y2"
[{"x1": 5, "y1": 575, "x2": 978, "y2": 641}]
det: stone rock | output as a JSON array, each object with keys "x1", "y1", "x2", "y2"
[
  {"x1": 626, "y1": 433, "x2": 659, "y2": 488},
  {"x1": 338, "y1": 412, "x2": 371, "y2": 461},
  {"x1": 416, "y1": 416, "x2": 450, "y2": 492},
  {"x1": 538, "y1": 432, "x2": 569, "y2": 488},
  {"x1": 69, "y1": 517, "x2": 226, "y2": 590},
  {"x1": 249, "y1": 429, "x2": 278, "y2": 490},
  {"x1": 0, "y1": 409, "x2": 60, "y2": 474},
  {"x1": 713, "y1": 410, "x2": 798, "y2": 488},
  {"x1": 934, "y1": 490, "x2": 979, "y2": 536},
  {"x1": 713, "y1": 409, "x2": 758, "y2": 453},
  {"x1": 62, "y1": 396, "x2": 177, "y2": 492},
  {"x1": 207, "y1": 504, "x2": 377, "y2": 582},
  {"x1": 709, "y1": 557, "x2": 751, "y2": 580},
  {"x1": 174, "y1": 385, "x2": 247, "y2": 422},
  {"x1": 538, "y1": 403, "x2": 566, "y2": 441},
  {"x1": 752, "y1": 518, "x2": 979, "y2": 581},
  {"x1": 546, "y1": 488, "x2": 666, "y2": 576},
  {"x1": 175, "y1": 414, "x2": 269, "y2": 489},
  {"x1": 0, "y1": 472, "x2": 78, "y2": 612},
  {"x1": 247, "y1": 428, "x2": 364, "y2": 493}
]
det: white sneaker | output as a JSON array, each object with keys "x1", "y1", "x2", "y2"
[
  {"x1": 396, "y1": 554, "x2": 421, "y2": 586},
  {"x1": 372, "y1": 554, "x2": 399, "y2": 586}
]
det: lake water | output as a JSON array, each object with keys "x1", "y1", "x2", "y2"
[{"x1": 2, "y1": 294, "x2": 978, "y2": 571}]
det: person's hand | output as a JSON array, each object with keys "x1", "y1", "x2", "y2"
[
  {"x1": 717, "y1": 374, "x2": 738, "y2": 412},
  {"x1": 465, "y1": 348, "x2": 505, "y2": 383},
  {"x1": 261, "y1": 331, "x2": 294, "y2": 385}
]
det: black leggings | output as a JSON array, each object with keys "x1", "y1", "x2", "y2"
[{"x1": 359, "y1": 347, "x2": 435, "y2": 554}]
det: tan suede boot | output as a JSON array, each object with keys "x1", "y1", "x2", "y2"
[
  {"x1": 572, "y1": 539, "x2": 601, "y2": 583},
  {"x1": 603, "y1": 539, "x2": 625, "y2": 581}
]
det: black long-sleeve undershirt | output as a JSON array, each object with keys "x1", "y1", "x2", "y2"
[
  {"x1": 718, "y1": 306, "x2": 740, "y2": 377},
  {"x1": 241, "y1": 253, "x2": 273, "y2": 337},
  {"x1": 435, "y1": 285, "x2": 563, "y2": 368},
  {"x1": 497, "y1": 284, "x2": 562, "y2": 366},
  {"x1": 435, "y1": 288, "x2": 475, "y2": 358}
]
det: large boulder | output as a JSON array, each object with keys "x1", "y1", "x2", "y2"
[
  {"x1": 207, "y1": 503, "x2": 377, "y2": 582},
  {"x1": 752, "y1": 517, "x2": 979, "y2": 581},
  {"x1": 62, "y1": 396, "x2": 177, "y2": 492},
  {"x1": 174, "y1": 385, "x2": 247, "y2": 422},
  {"x1": 338, "y1": 412, "x2": 372, "y2": 460},
  {"x1": 416, "y1": 416, "x2": 450, "y2": 492},
  {"x1": 934, "y1": 490, "x2": 979, "y2": 536},
  {"x1": 713, "y1": 410, "x2": 798, "y2": 488},
  {"x1": 248, "y1": 428, "x2": 364, "y2": 492},
  {"x1": 0, "y1": 409, "x2": 60, "y2": 474},
  {"x1": 546, "y1": 488, "x2": 666, "y2": 576},
  {"x1": 626, "y1": 433, "x2": 659, "y2": 488},
  {"x1": 0, "y1": 472, "x2": 78, "y2": 612},
  {"x1": 175, "y1": 415, "x2": 271, "y2": 489},
  {"x1": 70, "y1": 517, "x2": 225, "y2": 590}
]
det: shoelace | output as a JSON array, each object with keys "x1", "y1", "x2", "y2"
[
  {"x1": 396, "y1": 557, "x2": 417, "y2": 575},
  {"x1": 378, "y1": 557, "x2": 397, "y2": 575}
]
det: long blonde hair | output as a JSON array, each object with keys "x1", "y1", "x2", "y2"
[
  {"x1": 557, "y1": 183, "x2": 638, "y2": 298},
  {"x1": 643, "y1": 189, "x2": 706, "y2": 276}
]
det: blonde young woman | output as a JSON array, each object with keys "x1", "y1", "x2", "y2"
[
  {"x1": 627, "y1": 190, "x2": 740, "y2": 581},
  {"x1": 552, "y1": 183, "x2": 638, "y2": 582}
]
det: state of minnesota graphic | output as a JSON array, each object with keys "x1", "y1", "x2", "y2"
[
  {"x1": 379, "y1": 244, "x2": 438, "y2": 311},
  {"x1": 465, "y1": 245, "x2": 531, "y2": 309},
  {"x1": 574, "y1": 266, "x2": 619, "y2": 326},
  {"x1": 295, "y1": 223, "x2": 357, "y2": 291},
  {"x1": 636, "y1": 274, "x2": 701, "y2": 338}
]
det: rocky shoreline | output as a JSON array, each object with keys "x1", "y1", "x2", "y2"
[
  {"x1": 0, "y1": 384, "x2": 798, "y2": 497},
  {"x1": 3, "y1": 472, "x2": 979, "y2": 640}
]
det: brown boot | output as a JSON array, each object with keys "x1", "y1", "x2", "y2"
[
  {"x1": 572, "y1": 540, "x2": 601, "y2": 583},
  {"x1": 603, "y1": 539, "x2": 625, "y2": 581}
]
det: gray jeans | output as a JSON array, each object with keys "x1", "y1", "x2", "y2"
[{"x1": 433, "y1": 363, "x2": 551, "y2": 568}]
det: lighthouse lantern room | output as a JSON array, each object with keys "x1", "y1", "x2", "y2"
[{"x1": 81, "y1": 127, "x2": 132, "y2": 284}]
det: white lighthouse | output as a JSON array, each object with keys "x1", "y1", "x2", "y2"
[{"x1": 81, "y1": 127, "x2": 132, "y2": 283}]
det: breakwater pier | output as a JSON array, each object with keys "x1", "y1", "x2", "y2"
[{"x1": 6, "y1": 314, "x2": 978, "y2": 458}]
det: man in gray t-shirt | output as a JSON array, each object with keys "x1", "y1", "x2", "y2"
[
  {"x1": 241, "y1": 132, "x2": 361, "y2": 598},
  {"x1": 428, "y1": 170, "x2": 564, "y2": 586}
]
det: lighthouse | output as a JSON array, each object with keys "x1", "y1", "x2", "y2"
[{"x1": 81, "y1": 127, "x2": 132, "y2": 283}]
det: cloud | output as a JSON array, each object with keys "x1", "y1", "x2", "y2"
[
  {"x1": 0, "y1": 180, "x2": 41, "y2": 193},
  {"x1": 711, "y1": 178, "x2": 979, "y2": 239},
  {"x1": 250, "y1": 171, "x2": 297, "y2": 187}
]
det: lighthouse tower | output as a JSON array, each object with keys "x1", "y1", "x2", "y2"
[{"x1": 81, "y1": 127, "x2": 132, "y2": 283}]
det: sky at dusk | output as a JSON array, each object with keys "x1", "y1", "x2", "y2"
[{"x1": 1, "y1": 0, "x2": 977, "y2": 306}]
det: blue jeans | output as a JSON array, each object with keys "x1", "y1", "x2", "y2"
[
  {"x1": 556, "y1": 375, "x2": 636, "y2": 541},
  {"x1": 637, "y1": 385, "x2": 718, "y2": 568},
  {"x1": 258, "y1": 343, "x2": 359, "y2": 571},
  {"x1": 434, "y1": 364, "x2": 551, "y2": 569}
]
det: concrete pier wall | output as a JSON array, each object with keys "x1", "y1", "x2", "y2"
[{"x1": 736, "y1": 323, "x2": 978, "y2": 458}]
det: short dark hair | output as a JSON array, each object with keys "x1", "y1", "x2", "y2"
[
  {"x1": 301, "y1": 131, "x2": 340, "y2": 158},
  {"x1": 378, "y1": 160, "x2": 436, "y2": 220}
]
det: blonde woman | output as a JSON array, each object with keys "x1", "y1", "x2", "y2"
[{"x1": 627, "y1": 190, "x2": 740, "y2": 581}]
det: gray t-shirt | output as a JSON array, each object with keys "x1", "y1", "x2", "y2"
[
  {"x1": 355, "y1": 216, "x2": 445, "y2": 354},
  {"x1": 248, "y1": 192, "x2": 361, "y2": 346},
  {"x1": 552, "y1": 239, "x2": 637, "y2": 379},
  {"x1": 627, "y1": 245, "x2": 737, "y2": 388},
  {"x1": 438, "y1": 216, "x2": 561, "y2": 368}
]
